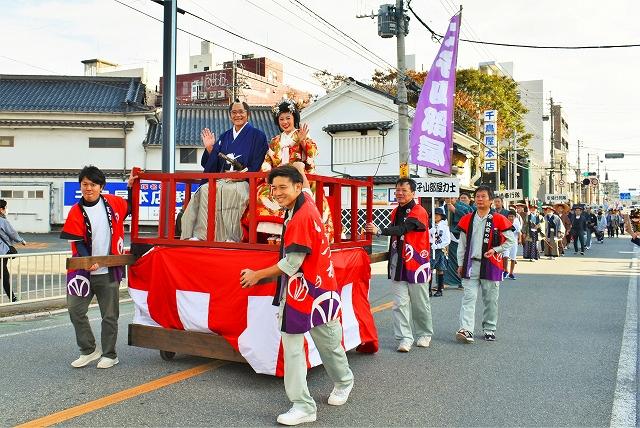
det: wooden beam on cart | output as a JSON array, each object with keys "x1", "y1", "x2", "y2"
[
  {"x1": 66, "y1": 254, "x2": 137, "y2": 270},
  {"x1": 128, "y1": 324, "x2": 247, "y2": 363}
]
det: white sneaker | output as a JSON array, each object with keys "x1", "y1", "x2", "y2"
[
  {"x1": 416, "y1": 336, "x2": 432, "y2": 348},
  {"x1": 96, "y1": 356, "x2": 119, "y2": 369},
  {"x1": 71, "y1": 348, "x2": 102, "y2": 368},
  {"x1": 276, "y1": 407, "x2": 317, "y2": 426},
  {"x1": 397, "y1": 340, "x2": 412, "y2": 353},
  {"x1": 328, "y1": 380, "x2": 354, "y2": 406}
]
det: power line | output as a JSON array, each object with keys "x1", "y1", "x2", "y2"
[
  {"x1": 289, "y1": 0, "x2": 398, "y2": 71},
  {"x1": 408, "y1": 4, "x2": 640, "y2": 50}
]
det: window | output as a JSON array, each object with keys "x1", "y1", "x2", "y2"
[
  {"x1": 0, "y1": 136, "x2": 14, "y2": 147},
  {"x1": 0, "y1": 190, "x2": 11, "y2": 198},
  {"x1": 180, "y1": 148, "x2": 197, "y2": 164},
  {"x1": 36, "y1": 190, "x2": 44, "y2": 198},
  {"x1": 333, "y1": 134, "x2": 385, "y2": 165},
  {"x1": 203, "y1": 66, "x2": 209, "y2": 71},
  {"x1": 89, "y1": 137, "x2": 125, "y2": 148},
  {"x1": 12, "y1": 191, "x2": 24, "y2": 199}
]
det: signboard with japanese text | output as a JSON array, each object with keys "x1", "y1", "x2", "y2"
[
  {"x1": 409, "y1": 13, "x2": 461, "y2": 174},
  {"x1": 483, "y1": 160, "x2": 497, "y2": 172},
  {"x1": 63, "y1": 181, "x2": 199, "y2": 222},
  {"x1": 496, "y1": 189, "x2": 522, "y2": 200},
  {"x1": 544, "y1": 194, "x2": 569, "y2": 203},
  {"x1": 620, "y1": 192, "x2": 631, "y2": 200},
  {"x1": 482, "y1": 109, "x2": 498, "y2": 174},
  {"x1": 413, "y1": 177, "x2": 460, "y2": 198}
]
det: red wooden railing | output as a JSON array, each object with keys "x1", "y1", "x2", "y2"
[{"x1": 130, "y1": 171, "x2": 374, "y2": 252}]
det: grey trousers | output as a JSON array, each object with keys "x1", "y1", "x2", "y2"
[
  {"x1": 67, "y1": 273, "x2": 120, "y2": 359},
  {"x1": 391, "y1": 280, "x2": 434, "y2": 343},
  {"x1": 459, "y1": 261, "x2": 500, "y2": 333},
  {"x1": 180, "y1": 180, "x2": 249, "y2": 242},
  {"x1": 280, "y1": 303, "x2": 353, "y2": 414}
]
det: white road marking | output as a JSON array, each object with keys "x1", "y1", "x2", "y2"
[
  {"x1": 0, "y1": 311, "x2": 133, "y2": 339},
  {"x1": 610, "y1": 246, "x2": 638, "y2": 427}
]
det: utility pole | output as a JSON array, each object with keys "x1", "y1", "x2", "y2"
[
  {"x1": 587, "y1": 152, "x2": 591, "y2": 204},
  {"x1": 231, "y1": 53, "x2": 237, "y2": 102},
  {"x1": 597, "y1": 154, "x2": 601, "y2": 204},
  {"x1": 395, "y1": 0, "x2": 409, "y2": 178},
  {"x1": 512, "y1": 131, "x2": 518, "y2": 189}
]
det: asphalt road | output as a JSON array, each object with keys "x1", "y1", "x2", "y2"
[{"x1": 1, "y1": 236, "x2": 637, "y2": 427}]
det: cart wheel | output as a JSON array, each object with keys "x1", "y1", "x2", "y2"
[{"x1": 160, "y1": 350, "x2": 176, "y2": 361}]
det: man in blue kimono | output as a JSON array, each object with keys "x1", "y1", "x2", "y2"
[{"x1": 181, "y1": 100, "x2": 268, "y2": 242}]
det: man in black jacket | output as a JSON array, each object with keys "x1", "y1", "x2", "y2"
[
  {"x1": 571, "y1": 205, "x2": 588, "y2": 255},
  {"x1": 584, "y1": 206, "x2": 597, "y2": 250}
]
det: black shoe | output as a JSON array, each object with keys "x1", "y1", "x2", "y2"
[
  {"x1": 484, "y1": 331, "x2": 496, "y2": 341},
  {"x1": 11, "y1": 296, "x2": 18, "y2": 302},
  {"x1": 580, "y1": 252, "x2": 584, "y2": 255},
  {"x1": 433, "y1": 290, "x2": 442, "y2": 297},
  {"x1": 457, "y1": 285, "x2": 464, "y2": 289}
]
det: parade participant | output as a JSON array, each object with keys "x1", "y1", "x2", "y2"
[
  {"x1": 444, "y1": 192, "x2": 473, "y2": 289},
  {"x1": 429, "y1": 207, "x2": 450, "y2": 297},
  {"x1": 616, "y1": 209, "x2": 626, "y2": 236},
  {"x1": 554, "y1": 202, "x2": 572, "y2": 254},
  {"x1": 248, "y1": 99, "x2": 333, "y2": 241},
  {"x1": 625, "y1": 208, "x2": 640, "y2": 246},
  {"x1": 522, "y1": 204, "x2": 544, "y2": 262},
  {"x1": 542, "y1": 206, "x2": 564, "y2": 259},
  {"x1": 60, "y1": 166, "x2": 136, "y2": 369},
  {"x1": 571, "y1": 205, "x2": 588, "y2": 255},
  {"x1": 181, "y1": 100, "x2": 268, "y2": 242},
  {"x1": 606, "y1": 208, "x2": 615, "y2": 238},
  {"x1": 596, "y1": 209, "x2": 607, "y2": 243},
  {"x1": 584, "y1": 206, "x2": 597, "y2": 249},
  {"x1": 0, "y1": 199, "x2": 26, "y2": 301},
  {"x1": 504, "y1": 209, "x2": 521, "y2": 280},
  {"x1": 492, "y1": 196, "x2": 510, "y2": 216},
  {"x1": 366, "y1": 178, "x2": 433, "y2": 352},
  {"x1": 455, "y1": 185, "x2": 516, "y2": 343},
  {"x1": 240, "y1": 164, "x2": 353, "y2": 426}
]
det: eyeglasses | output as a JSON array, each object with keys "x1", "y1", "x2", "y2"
[{"x1": 231, "y1": 110, "x2": 246, "y2": 116}]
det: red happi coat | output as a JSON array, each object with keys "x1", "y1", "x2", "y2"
[
  {"x1": 389, "y1": 203, "x2": 432, "y2": 284},
  {"x1": 457, "y1": 212, "x2": 512, "y2": 281},
  {"x1": 276, "y1": 191, "x2": 340, "y2": 334},
  {"x1": 61, "y1": 194, "x2": 129, "y2": 297}
]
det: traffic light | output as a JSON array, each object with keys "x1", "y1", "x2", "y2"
[{"x1": 582, "y1": 178, "x2": 591, "y2": 186}]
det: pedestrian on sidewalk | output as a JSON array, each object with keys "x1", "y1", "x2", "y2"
[
  {"x1": 543, "y1": 206, "x2": 564, "y2": 259},
  {"x1": 570, "y1": 205, "x2": 588, "y2": 255},
  {"x1": 241, "y1": 164, "x2": 354, "y2": 426},
  {"x1": 366, "y1": 178, "x2": 433, "y2": 353},
  {"x1": 455, "y1": 185, "x2": 516, "y2": 343},
  {"x1": 430, "y1": 207, "x2": 450, "y2": 297},
  {"x1": 0, "y1": 199, "x2": 27, "y2": 302},
  {"x1": 61, "y1": 166, "x2": 136, "y2": 369},
  {"x1": 504, "y1": 209, "x2": 521, "y2": 279},
  {"x1": 522, "y1": 204, "x2": 544, "y2": 261},
  {"x1": 617, "y1": 210, "x2": 626, "y2": 236}
]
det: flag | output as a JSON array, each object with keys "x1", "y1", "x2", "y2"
[
  {"x1": 128, "y1": 246, "x2": 378, "y2": 376},
  {"x1": 410, "y1": 13, "x2": 462, "y2": 174}
]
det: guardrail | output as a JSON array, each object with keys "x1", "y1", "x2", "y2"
[{"x1": 0, "y1": 251, "x2": 128, "y2": 307}]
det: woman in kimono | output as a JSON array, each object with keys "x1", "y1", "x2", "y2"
[
  {"x1": 522, "y1": 204, "x2": 545, "y2": 261},
  {"x1": 245, "y1": 99, "x2": 334, "y2": 242}
]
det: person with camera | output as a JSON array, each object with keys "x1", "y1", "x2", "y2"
[{"x1": 0, "y1": 199, "x2": 26, "y2": 302}]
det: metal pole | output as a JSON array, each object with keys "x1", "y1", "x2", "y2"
[
  {"x1": 549, "y1": 96, "x2": 554, "y2": 194},
  {"x1": 597, "y1": 155, "x2": 601, "y2": 204},
  {"x1": 162, "y1": 0, "x2": 177, "y2": 174},
  {"x1": 396, "y1": 0, "x2": 409, "y2": 178}
]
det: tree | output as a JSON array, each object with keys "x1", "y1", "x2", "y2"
[{"x1": 312, "y1": 70, "x2": 348, "y2": 92}]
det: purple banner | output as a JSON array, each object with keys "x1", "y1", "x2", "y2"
[{"x1": 410, "y1": 14, "x2": 461, "y2": 174}]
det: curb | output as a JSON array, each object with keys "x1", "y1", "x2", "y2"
[{"x1": 0, "y1": 298, "x2": 133, "y2": 323}]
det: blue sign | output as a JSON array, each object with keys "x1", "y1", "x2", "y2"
[
  {"x1": 620, "y1": 192, "x2": 631, "y2": 200},
  {"x1": 63, "y1": 181, "x2": 199, "y2": 207}
]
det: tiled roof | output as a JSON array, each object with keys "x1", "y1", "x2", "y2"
[
  {"x1": 323, "y1": 121, "x2": 393, "y2": 133},
  {"x1": 0, "y1": 119, "x2": 134, "y2": 129},
  {"x1": 145, "y1": 105, "x2": 281, "y2": 147},
  {"x1": 0, "y1": 75, "x2": 150, "y2": 113}
]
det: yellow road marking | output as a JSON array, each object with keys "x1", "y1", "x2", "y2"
[
  {"x1": 371, "y1": 301, "x2": 393, "y2": 313},
  {"x1": 16, "y1": 360, "x2": 226, "y2": 428}
]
